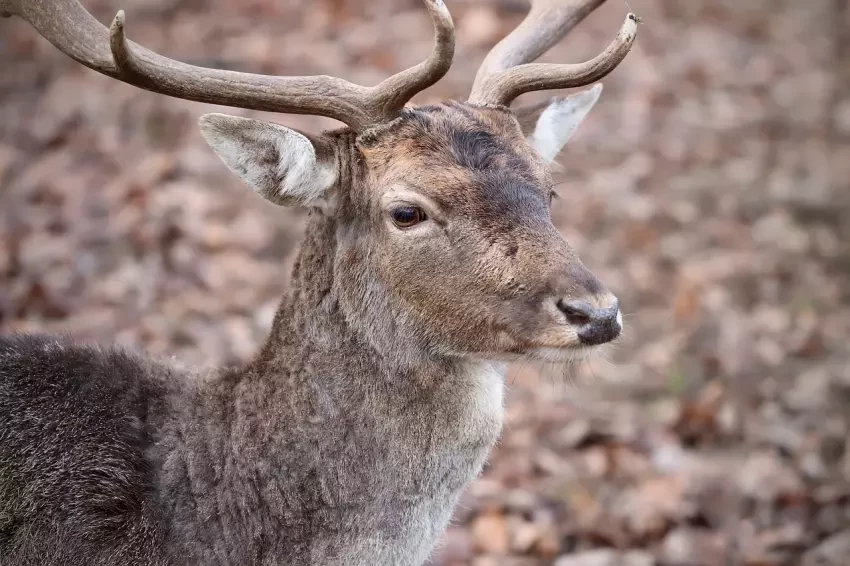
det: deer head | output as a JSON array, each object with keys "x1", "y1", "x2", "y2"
[{"x1": 2, "y1": 0, "x2": 637, "y2": 366}]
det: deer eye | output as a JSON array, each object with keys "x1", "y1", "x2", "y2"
[{"x1": 390, "y1": 206, "x2": 426, "y2": 228}]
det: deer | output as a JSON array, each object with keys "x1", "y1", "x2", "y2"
[{"x1": 0, "y1": 0, "x2": 636, "y2": 564}]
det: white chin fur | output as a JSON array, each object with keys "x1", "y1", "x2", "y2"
[
  {"x1": 524, "y1": 346, "x2": 597, "y2": 364},
  {"x1": 506, "y1": 346, "x2": 599, "y2": 364},
  {"x1": 470, "y1": 345, "x2": 599, "y2": 365}
]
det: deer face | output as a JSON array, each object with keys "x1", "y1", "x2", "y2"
[{"x1": 200, "y1": 86, "x2": 621, "y2": 364}]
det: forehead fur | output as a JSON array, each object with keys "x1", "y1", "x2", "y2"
[{"x1": 356, "y1": 102, "x2": 553, "y2": 208}]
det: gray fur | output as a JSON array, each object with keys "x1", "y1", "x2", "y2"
[{"x1": 1, "y1": 103, "x2": 617, "y2": 566}]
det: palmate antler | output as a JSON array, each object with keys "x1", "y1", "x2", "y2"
[
  {"x1": 468, "y1": 0, "x2": 638, "y2": 106},
  {"x1": 0, "y1": 0, "x2": 455, "y2": 131},
  {"x1": 3, "y1": 0, "x2": 636, "y2": 126}
]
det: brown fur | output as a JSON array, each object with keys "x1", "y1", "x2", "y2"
[
  {"x1": 1, "y1": 101, "x2": 619, "y2": 566},
  {"x1": 345, "y1": 103, "x2": 613, "y2": 360}
]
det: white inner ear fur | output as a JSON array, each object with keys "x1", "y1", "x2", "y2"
[
  {"x1": 198, "y1": 113, "x2": 337, "y2": 207},
  {"x1": 528, "y1": 83, "x2": 603, "y2": 163}
]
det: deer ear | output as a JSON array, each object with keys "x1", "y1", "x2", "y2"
[
  {"x1": 517, "y1": 84, "x2": 603, "y2": 163},
  {"x1": 199, "y1": 114, "x2": 337, "y2": 207}
]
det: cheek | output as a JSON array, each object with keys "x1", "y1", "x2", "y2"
[
  {"x1": 379, "y1": 231, "x2": 509, "y2": 315},
  {"x1": 379, "y1": 237, "x2": 456, "y2": 294},
  {"x1": 375, "y1": 244, "x2": 461, "y2": 332},
  {"x1": 471, "y1": 241, "x2": 526, "y2": 296},
  {"x1": 448, "y1": 227, "x2": 542, "y2": 300}
]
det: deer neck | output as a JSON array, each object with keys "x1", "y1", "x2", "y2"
[
  {"x1": 244, "y1": 197, "x2": 505, "y2": 455},
  {"x1": 164, "y1": 132, "x2": 505, "y2": 564},
  {"x1": 249, "y1": 132, "x2": 501, "y2": 533},
  {"x1": 239, "y1": 126, "x2": 505, "y2": 461}
]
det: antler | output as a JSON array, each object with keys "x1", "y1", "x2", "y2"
[
  {"x1": 0, "y1": 0, "x2": 455, "y2": 131},
  {"x1": 468, "y1": 0, "x2": 637, "y2": 106}
]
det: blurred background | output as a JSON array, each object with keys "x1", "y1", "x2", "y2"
[{"x1": 1, "y1": 0, "x2": 849, "y2": 564}]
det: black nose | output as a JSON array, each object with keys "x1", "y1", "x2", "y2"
[{"x1": 557, "y1": 299, "x2": 621, "y2": 345}]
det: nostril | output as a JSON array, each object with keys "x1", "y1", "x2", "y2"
[{"x1": 556, "y1": 300, "x2": 594, "y2": 326}]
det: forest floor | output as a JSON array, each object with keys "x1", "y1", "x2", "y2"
[{"x1": 2, "y1": 1, "x2": 849, "y2": 564}]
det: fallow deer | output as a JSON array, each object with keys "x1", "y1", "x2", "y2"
[{"x1": 0, "y1": 0, "x2": 636, "y2": 564}]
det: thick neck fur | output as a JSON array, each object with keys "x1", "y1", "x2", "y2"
[{"x1": 160, "y1": 132, "x2": 505, "y2": 566}]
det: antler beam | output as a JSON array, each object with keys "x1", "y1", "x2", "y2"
[
  {"x1": 0, "y1": 0, "x2": 455, "y2": 131},
  {"x1": 468, "y1": 0, "x2": 637, "y2": 106}
]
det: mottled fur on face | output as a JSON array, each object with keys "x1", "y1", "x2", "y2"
[
  {"x1": 333, "y1": 102, "x2": 613, "y2": 362},
  {"x1": 199, "y1": 90, "x2": 620, "y2": 367}
]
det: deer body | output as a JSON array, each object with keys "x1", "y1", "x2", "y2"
[
  {"x1": 0, "y1": 341, "x2": 503, "y2": 566},
  {"x1": 0, "y1": 1, "x2": 637, "y2": 564},
  {"x1": 1, "y1": 211, "x2": 504, "y2": 566}
]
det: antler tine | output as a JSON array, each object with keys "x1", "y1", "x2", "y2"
[
  {"x1": 472, "y1": 0, "x2": 605, "y2": 89},
  {"x1": 368, "y1": 0, "x2": 455, "y2": 117},
  {"x1": 1, "y1": 0, "x2": 456, "y2": 131},
  {"x1": 468, "y1": 0, "x2": 637, "y2": 106}
]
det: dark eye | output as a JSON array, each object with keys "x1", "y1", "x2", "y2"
[
  {"x1": 548, "y1": 190, "x2": 558, "y2": 206},
  {"x1": 390, "y1": 206, "x2": 426, "y2": 228}
]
